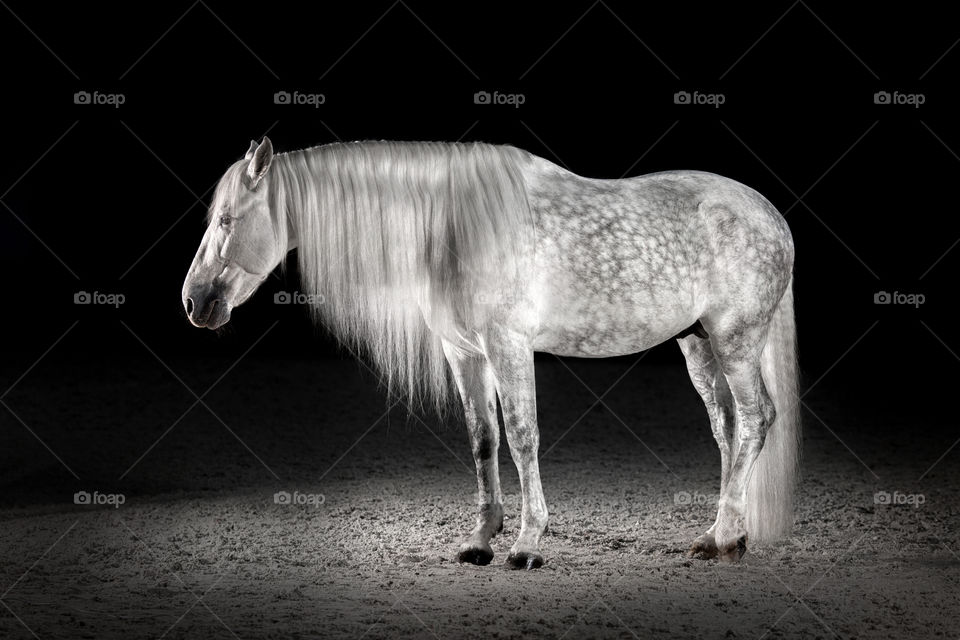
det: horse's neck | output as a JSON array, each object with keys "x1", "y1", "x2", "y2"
[
  {"x1": 270, "y1": 152, "x2": 320, "y2": 252},
  {"x1": 280, "y1": 201, "x2": 299, "y2": 251},
  {"x1": 272, "y1": 145, "x2": 419, "y2": 255}
]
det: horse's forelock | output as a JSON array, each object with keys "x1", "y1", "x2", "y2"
[{"x1": 205, "y1": 160, "x2": 249, "y2": 225}]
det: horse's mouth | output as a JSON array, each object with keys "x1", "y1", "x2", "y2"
[
  {"x1": 188, "y1": 298, "x2": 231, "y2": 329},
  {"x1": 203, "y1": 311, "x2": 231, "y2": 330}
]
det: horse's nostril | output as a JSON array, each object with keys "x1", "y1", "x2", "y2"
[{"x1": 186, "y1": 297, "x2": 194, "y2": 315}]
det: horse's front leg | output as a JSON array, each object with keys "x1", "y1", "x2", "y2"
[
  {"x1": 442, "y1": 341, "x2": 503, "y2": 565},
  {"x1": 484, "y1": 330, "x2": 548, "y2": 569}
]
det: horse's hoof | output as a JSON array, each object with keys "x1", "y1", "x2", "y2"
[
  {"x1": 686, "y1": 534, "x2": 718, "y2": 560},
  {"x1": 506, "y1": 549, "x2": 544, "y2": 570},
  {"x1": 457, "y1": 542, "x2": 494, "y2": 566},
  {"x1": 718, "y1": 536, "x2": 748, "y2": 563}
]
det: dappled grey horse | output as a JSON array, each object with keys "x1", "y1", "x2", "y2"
[{"x1": 182, "y1": 137, "x2": 798, "y2": 568}]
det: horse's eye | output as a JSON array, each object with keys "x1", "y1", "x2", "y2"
[{"x1": 219, "y1": 215, "x2": 232, "y2": 227}]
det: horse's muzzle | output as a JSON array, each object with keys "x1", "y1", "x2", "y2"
[{"x1": 183, "y1": 286, "x2": 230, "y2": 329}]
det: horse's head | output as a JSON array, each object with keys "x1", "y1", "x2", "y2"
[{"x1": 182, "y1": 137, "x2": 285, "y2": 329}]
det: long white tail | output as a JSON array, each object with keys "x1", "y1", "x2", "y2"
[{"x1": 745, "y1": 277, "x2": 800, "y2": 543}]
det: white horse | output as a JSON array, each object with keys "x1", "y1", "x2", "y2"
[{"x1": 182, "y1": 137, "x2": 799, "y2": 569}]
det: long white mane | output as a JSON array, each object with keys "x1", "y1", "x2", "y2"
[{"x1": 265, "y1": 141, "x2": 535, "y2": 410}]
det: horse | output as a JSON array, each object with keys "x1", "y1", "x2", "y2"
[{"x1": 181, "y1": 137, "x2": 799, "y2": 569}]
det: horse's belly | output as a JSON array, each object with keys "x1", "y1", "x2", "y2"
[
  {"x1": 530, "y1": 279, "x2": 701, "y2": 357},
  {"x1": 533, "y1": 325, "x2": 667, "y2": 357}
]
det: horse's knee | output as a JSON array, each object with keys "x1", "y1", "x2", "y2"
[
  {"x1": 503, "y1": 418, "x2": 540, "y2": 457},
  {"x1": 469, "y1": 430, "x2": 498, "y2": 462}
]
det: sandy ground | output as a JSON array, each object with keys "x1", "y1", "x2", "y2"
[{"x1": 0, "y1": 355, "x2": 957, "y2": 639}]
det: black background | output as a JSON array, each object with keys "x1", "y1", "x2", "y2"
[
  {"x1": 0, "y1": 1, "x2": 955, "y2": 419},
  {"x1": 1, "y1": 6, "x2": 957, "y2": 636}
]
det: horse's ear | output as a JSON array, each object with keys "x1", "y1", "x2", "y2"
[
  {"x1": 246, "y1": 137, "x2": 273, "y2": 189},
  {"x1": 244, "y1": 140, "x2": 258, "y2": 160}
]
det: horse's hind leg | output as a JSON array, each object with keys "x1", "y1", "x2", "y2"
[
  {"x1": 678, "y1": 335, "x2": 735, "y2": 489},
  {"x1": 484, "y1": 329, "x2": 548, "y2": 569},
  {"x1": 678, "y1": 334, "x2": 735, "y2": 558},
  {"x1": 704, "y1": 320, "x2": 777, "y2": 562},
  {"x1": 442, "y1": 340, "x2": 503, "y2": 565}
]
